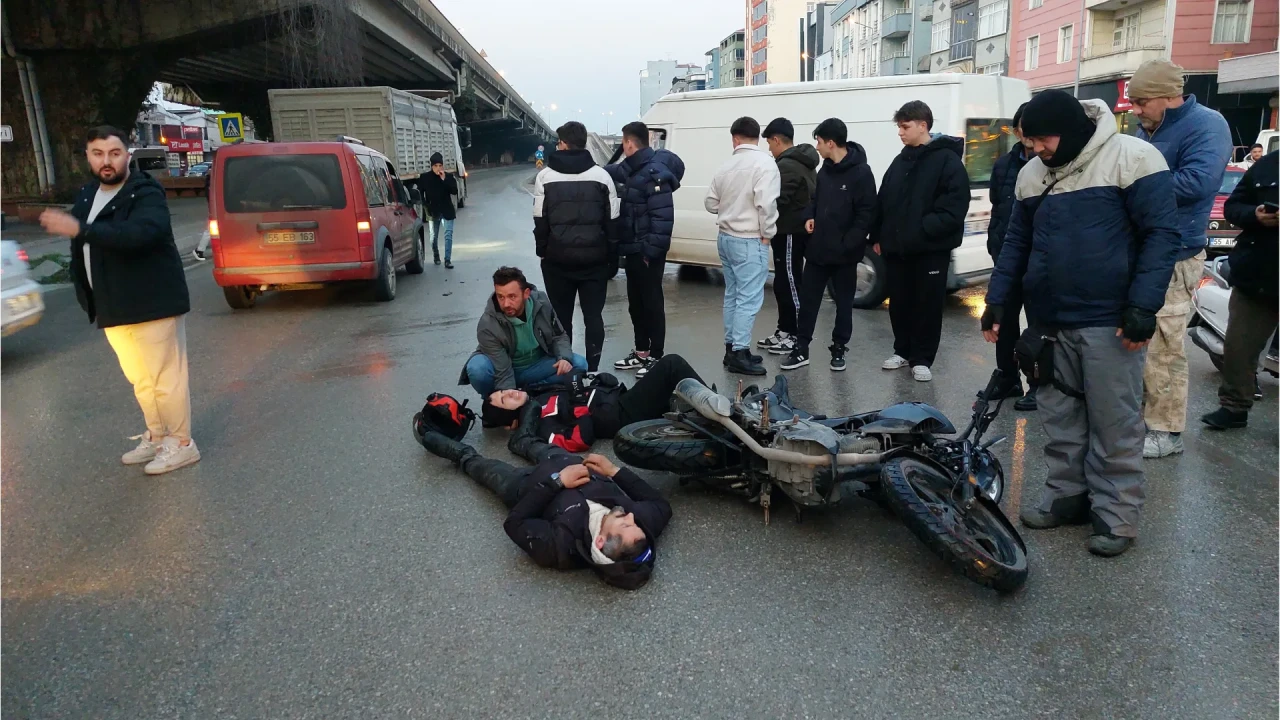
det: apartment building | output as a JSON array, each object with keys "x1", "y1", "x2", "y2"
[
  {"x1": 1009, "y1": 0, "x2": 1277, "y2": 140},
  {"x1": 746, "y1": 0, "x2": 809, "y2": 84},
  {"x1": 640, "y1": 61, "x2": 703, "y2": 116},
  {"x1": 802, "y1": 3, "x2": 839, "y2": 80},
  {"x1": 926, "y1": 0, "x2": 1013, "y2": 75},
  {"x1": 721, "y1": 30, "x2": 748, "y2": 88}
]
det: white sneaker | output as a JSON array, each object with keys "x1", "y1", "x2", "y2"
[
  {"x1": 144, "y1": 437, "x2": 202, "y2": 475},
  {"x1": 912, "y1": 365, "x2": 933, "y2": 382},
  {"x1": 614, "y1": 351, "x2": 647, "y2": 370},
  {"x1": 882, "y1": 354, "x2": 909, "y2": 370},
  {"x1": 768, "y1": 336, "x2": 796, "y2": 355},
  {"x1": 122, "y1": 433, "x2": 160, "y2": 465},
  {"x1": 757, "y1": 330, "x2": 789, "y2": 350}
]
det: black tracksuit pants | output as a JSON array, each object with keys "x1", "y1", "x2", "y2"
[
  {"x1": 461, "y1": 434, "x2": 569, "y2": 508},
  {"x1": 624, "y1": 254, "x2": 666, "y2": 357},
  {"x1": 884, "y1": 251, "x2": 950, "y2": 367},
  {"x1": 992, "y1": 269, "x2": 1028, "y2": 379},
  {"x1": 618, "y1": 354, "x2": 704, "y2": 426},
  {"x1": 796, "y1": 261, "x2": 858, "y2": 353},
  {"x1": 771, "y1": 233, "x2": 807, "y2": 335},
  {"x1": 542, "y1": 261, "x2": 609, "y2": 372}
]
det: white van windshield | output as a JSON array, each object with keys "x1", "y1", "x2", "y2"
[{"x1": 964, "y1": 118, "x2": 1017, "y2": 188}]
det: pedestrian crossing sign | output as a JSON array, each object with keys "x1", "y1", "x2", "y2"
[{"x1": 217, "y1": 113, "x2": 244, "y2": 143}]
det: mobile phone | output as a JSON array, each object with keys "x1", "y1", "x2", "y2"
[{"x1": 1264, "y1": 202, "x2": 1279, "y2": 213}]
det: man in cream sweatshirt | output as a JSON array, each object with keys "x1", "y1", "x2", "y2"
[{"x1": 705, "y1": 116, "x2": 782, "y2": 376}]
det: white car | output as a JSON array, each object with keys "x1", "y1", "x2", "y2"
[{"x1": 1, "y1": 240, "x2": 45, "y2": 336}]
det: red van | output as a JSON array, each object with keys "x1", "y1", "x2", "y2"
[{"x1": 209, "y1": 140, "x2": 426, "y2": 309}]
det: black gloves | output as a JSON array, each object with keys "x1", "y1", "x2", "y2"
[
  {"x1": 1120, "y1": 306, "x2": 1158, "y2": 343},
  {"x1": 981, "y1": 304, "x2": 1003, "y2": 332}
]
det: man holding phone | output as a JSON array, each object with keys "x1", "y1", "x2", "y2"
[
  {"x1": 1202, "y1": 151, "x2": 1278, "y2": 430},
  {"x1": 418, "y1": 152, "x2": 459, "y2": 268}
]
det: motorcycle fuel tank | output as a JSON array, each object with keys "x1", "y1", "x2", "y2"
[{"x1": 858, "y1": 402, "x2": 956, "y2": 436}]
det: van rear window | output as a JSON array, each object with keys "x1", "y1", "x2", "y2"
[
  {"x1": 222, "y1": 154, "x2": 347, "y2": 213},
  {"x1": 964, "y1": 118, "x2": 1017, "y2": 187}
]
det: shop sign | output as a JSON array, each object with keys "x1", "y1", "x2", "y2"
[{"x1": 1115, "y1": 78, "x2": 1132, "y2": 112}]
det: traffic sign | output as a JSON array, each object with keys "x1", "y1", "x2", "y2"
[
  {"x1": 217, "y1": 113, "x2": 244, "y2": 143},
  {"x1": 0, "y1": 125, "x2": 12, "y2": 142}
]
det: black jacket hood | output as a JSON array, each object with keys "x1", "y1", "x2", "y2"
[
  {"x1": 779, "y1": 143, "x2": 820, "y2": 171},
  {"x1": 923, "y1": 134, "x2": 964, "y2": 158},
  {"x1": 823, "y1": 141, "x2": 869, "y2": 173},
  {"x1": 547, "y1": 148, "x2": 597, "y2": 175}
]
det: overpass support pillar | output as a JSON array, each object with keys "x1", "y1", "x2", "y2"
[{"x1": 2, "y1": 51, "x2": 157, "y2": 198}]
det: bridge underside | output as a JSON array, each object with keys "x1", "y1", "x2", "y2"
[{"x1": 1, "y1": 0, "x2": 552, "y2": 198}]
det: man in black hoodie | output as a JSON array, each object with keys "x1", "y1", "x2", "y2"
[
  {"x1": 757, "y1": 118, "x2": 820, "y2": 357},
  {"x1": 871, "y1": 101, "x2": 971, "y2": 382},
  {"x1": 781, "y1": 118, "x2": 877, "y2": 372},
  {"x1": 416, "y1": 151, "x2": 459, "y2": 268},
  {"x1": 533, "y1": 121, "x2": 620, "y2": 372},
  {"x1": 40, "y1": 126, "x2": 198, "y2": 476},
  {"x1": 414, "y1": 404, "x2": 671, "y2": 590}
]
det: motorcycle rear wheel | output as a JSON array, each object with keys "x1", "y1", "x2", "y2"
[
  {"x1": 614, "y1": 419, "x2": 733, "y2": 474},
  {"x1": 880, "y1": 457, "x2": 1028, "y2": 593}
]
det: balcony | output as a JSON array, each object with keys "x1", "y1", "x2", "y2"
[
  {"x1": 881, "y1": 8, "x2": 913, "y2": 38},
  {"x1": 880, "y1": 47, "x2": 912, "y2": 75},
  {"x1": 1079, "y1": 44, "x2": 1165, "y2": 81},
  {"x1": 949, "y1": 38, "x2": 975, "y2": 62}
]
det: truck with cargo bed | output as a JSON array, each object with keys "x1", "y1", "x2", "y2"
[{"x1": 268, "y1": 86, "x2": 471, "y2": 207}]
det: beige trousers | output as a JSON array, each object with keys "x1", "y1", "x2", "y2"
[
  {"x1": 1142, "y1": 251, "x2": 1205, "y2": 433},
  {"x1": 103, "y1": 315, "x2": 192, "y2": 441}
]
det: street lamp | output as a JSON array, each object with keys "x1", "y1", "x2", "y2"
[{"x1": 602, "y1": 110, "x2": 614, "y2": 134}]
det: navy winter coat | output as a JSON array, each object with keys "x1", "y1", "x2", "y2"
[
  {"x1": 606, "y1": 147, "x2": 686, "y2": 261},
  {"x1": 986, "y1": 145, "x2": 1030, "y2": 258},
  {"x1": 987, "y1": 99, "x2": 1181, "y2": 330}
]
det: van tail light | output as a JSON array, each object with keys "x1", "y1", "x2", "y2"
[
  {"x1": 208, "y1": 219, "x2": 222, "y2": 255},
  {"x1": 357, "y1": 214, "x2": 374, "y2": 262}
]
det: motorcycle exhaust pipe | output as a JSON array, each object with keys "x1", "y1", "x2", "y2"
[{"x1": 676, "y1": 379, "x2": 882, "y2": 467}]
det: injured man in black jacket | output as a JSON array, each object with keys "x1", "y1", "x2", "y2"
[
  {"x1": 479, "y1": 353, "x2": 705, "y2": 451},
  {"x1": 413, "y1": 403, "x2": 672, "y2": 590}
]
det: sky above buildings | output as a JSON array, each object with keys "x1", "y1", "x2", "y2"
[{"x1": 434, "y1": 0, "x2": 743, "y2": 130}]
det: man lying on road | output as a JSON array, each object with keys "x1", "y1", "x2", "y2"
[
  {"x1": 414, "y1": 404, "x2": 671, "y2": 589},
  {"x1": 479, "y1": 354, "x2": 706, "y2": 450},
  {"x1": 459, "y1": 266, "x2": 588, "y2": 397}
]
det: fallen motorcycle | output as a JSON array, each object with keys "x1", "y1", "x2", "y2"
[{"x1": 615, "y1": 370, "x2": 1028, "y2": 593}]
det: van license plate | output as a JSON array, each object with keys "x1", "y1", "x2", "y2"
[{"x1": 264, "y1": 231, "x2": 315, "y2": 245}]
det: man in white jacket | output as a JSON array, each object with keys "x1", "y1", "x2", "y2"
[{"x1": 705, "y1": 116, "x2": 781, "y2": 376}]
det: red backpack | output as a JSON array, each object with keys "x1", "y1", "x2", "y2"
[{"x1": 418, "y1": 393, "x2": 476, "y2": 441}]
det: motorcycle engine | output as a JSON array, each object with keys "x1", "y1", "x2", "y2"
[{"x1": 768, "y1": 435, "x2": 833, "y2": 506}]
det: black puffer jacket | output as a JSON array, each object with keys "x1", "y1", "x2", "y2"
[
  {"x1": 801, "y1": 142, "x2": 877, "y2": 266},
  {"x1": 502, "y1": 454, "x2": 672, "y2": 590},
  {"x1": 986, "y1": 145, "x2": 1030, "y2": 258},
  {"x1": 775, "y1": 144, "x2": 820, "y2": 236},
  {"x1": 417, "y1": 170, "x2": 458, "y2": 220},
  {"x1": 871, "y1": 135, "x2": 972, "y2": 257},
  {"x1": 1224, "y1": 150, "x2": 1278, "y2": 299},
  {"x1": 533, "y1": 149, "x2": 618, "y2": 268},
  {"x1": 69, "y1": 171, "x2": 191, "y2": 329},
  {"x1": 606, "y1": 147, "x2": 686, "y2": 260}
]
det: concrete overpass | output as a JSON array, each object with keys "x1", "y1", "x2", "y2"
[{"x1": 1, "y1": 0, "x2": 554, "y2": 198}]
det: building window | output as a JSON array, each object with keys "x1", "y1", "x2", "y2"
[
  {"x1": 978, "y1": 62, "x2": 1006, "y2": 74},
  {"x1": 752, "y1": 1, "x2": 768, "y2": 21},
  {"x1": 752, "y1": 71, "x2": 768, "y2": 84},
  {"x1": 1113, "y1": 11, "x2": 1139, "y2": 49},
  {"x1": 950, "y1": 1, "x2": 977, "y2": 61},
  {"x1": 1058, "y1": 24, "x2": 1074, "y2": 62},
  {"x1": 752, "y1": 24, "x2": 768, "y2": 43},
  {"x1": 1212, "y1": 0, "x2": 1252, "y2": 43},
  {"x1": 753, "y1": 48, "x2": 768, "y2": 66},
  {"x1": 978, "y1": 0, "x2": 1008, "y2": 38},
  {"x1": 1025, "y1": 34, "x2": 1039, "y2": 70},
  {"x1": 1029, "y1": 0, "x2": 1042, "y2": 8},
  {"x1": 931, "y1": 20, "x2": 950, "y2": 51}
]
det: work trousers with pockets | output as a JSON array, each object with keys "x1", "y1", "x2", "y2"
[
  {"x1": 103, "y1": 315, "x2": 193, "y2": 442},
  {"x1": 796, "y1": 261, "x2": 857, "y2": 353},
  {"x1": 884, "y1": 251, "x2": 950, "y2": 367},
  {"x1": 541, "y1": 261, "x2": 609, "y2": 372},
  {"x1": 1036, "y1": 327, "x2": 1146, "y2": 538},
  {"x1": 1218, "y1": 288, "x2": 1279, "y2": 413},
  {"x1": 1142, "y1": 252, "x2": 1204, "y2": 433},
  {"x1": 624, "y1": 253, "x2": 667, "y2": 357},
  {"x1": 771, "y1": 233, "x2": 807, "y2": 335}
]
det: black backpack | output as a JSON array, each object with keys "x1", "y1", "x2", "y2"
[{"x1": 417, "y1": 393, "x2": 476, "y2": 441}]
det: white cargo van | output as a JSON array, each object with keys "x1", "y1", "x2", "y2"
[{"x1": 643, "y1": 74, "x2": 1030, "y2": 306}]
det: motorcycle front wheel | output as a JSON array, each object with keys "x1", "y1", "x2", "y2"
[
  {"x1": 614, "y1": 419, "x2": 736, "y2": 474},
  {"x1": 880, "y1": 457, "x2": 1028, "y2": 593}
]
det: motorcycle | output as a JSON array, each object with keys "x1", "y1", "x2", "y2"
[
  {"x1": 615, "y1": 370, "x2": 1028, "y2": 593},
  {"x1": 1189, "y1": 256, "x2": 1278, "y2": 379}
]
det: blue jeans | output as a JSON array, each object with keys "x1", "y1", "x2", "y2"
[
  {"x1": 430, "y1": 217, "x2": 454, "y2": 262},
  {"x1": 465, "y1": 352, "x2": 588, "y2": 397},
  {"x1": 717, "y1": 232, "x2": 769, "y2": 351}
]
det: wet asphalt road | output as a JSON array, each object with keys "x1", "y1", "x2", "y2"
[{"x1": 3, "y1": 165, "x2": 1276, "y2": 719}]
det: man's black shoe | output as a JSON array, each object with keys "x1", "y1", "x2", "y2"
[
  {"x1": 780, "y1": 349, "x2": 810, "y2": 370},
  {"x1": 1020, "y1": 495, "x2": 1089, "y2": 529},
  {"x1": 725, "y1": 349, "x2": 766, "y2": 376},
  {"x1": 1014, "y1": 387, "x2": 1038, "y2": 412},
  {"x1": 417, "y1": 428, "x2": 474, "y2": 465},
  {"x1": 1088, "y1": 533, "x2": 1134, "y2": 557},
  {"x1": 978, "y1": 378, "x2": 1024, "y2": 401},
  {"x1": 829, "y1": 344, "x2": 847, "y2": 372},
  {"x1": 1201, "y1": 407, "x2": 1248, "y2": 430},
  {"x1": 724, "y1": 343, "x2": 763, "y2": 365}
]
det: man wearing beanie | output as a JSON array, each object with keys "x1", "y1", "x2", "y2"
[
  {"x1": 982, "y1": 89, "x2": 1180, "y2": 558},
  {"x1": 1127, "y1": 59, "x2": 1233, "y2": 459},
  {"x1": 418, "y1": 152, "x2": 460, "y2": 268}
]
